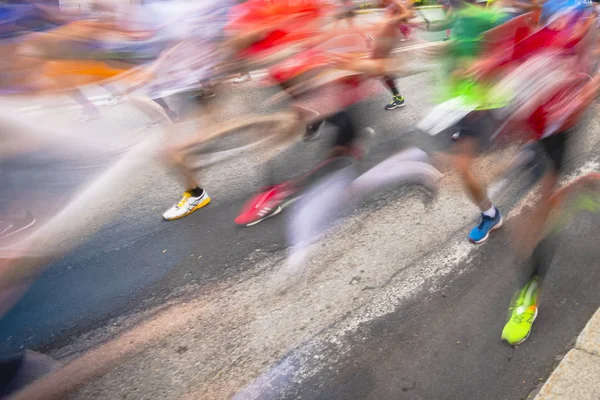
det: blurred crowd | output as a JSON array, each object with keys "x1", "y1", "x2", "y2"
[{"x1": 1, "y1": 0, "x2": 600, "y2": 396}]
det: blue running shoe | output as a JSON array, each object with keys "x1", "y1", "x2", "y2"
[{"x1": 469, "y1": 208, "x2": 503, "y2": 244}]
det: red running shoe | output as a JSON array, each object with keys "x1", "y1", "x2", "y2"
[{"x1": 235, "y1": 182, "x2": 298, "y2": 227}]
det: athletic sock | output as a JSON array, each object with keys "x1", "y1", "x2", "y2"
[
  {"x1": 383, "y1": 76, "x2": 400, "y2": 97},
  {"x1": 483, "y1": 206, "x2": 497, "y2": 218}
]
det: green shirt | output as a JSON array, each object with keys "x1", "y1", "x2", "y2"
[{"x1": 439, "y1": 4, "x2": 509, "y2": 109}]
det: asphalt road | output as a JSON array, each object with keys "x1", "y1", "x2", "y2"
[
  {"x1": 0, "y1": 13, "x2": 446, "y2": 355},
  {"x1": 276, "y1": 210, "x2": 600, "y2": 400},
  {"x1": 1, "y1": 11, "x2": 599, "y2": 400}
]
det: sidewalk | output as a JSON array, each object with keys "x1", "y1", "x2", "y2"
[{"x1": 535, "y1": 307, "x2": 600, "y2": 400}]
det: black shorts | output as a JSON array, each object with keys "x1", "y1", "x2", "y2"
[
  {"x1": 454, "y1": 110, "x2": 569, "y2": 173},
  {"x1": 538, "y1": 132, "x2": 569, "y2": 173},
  {"x1": 453, "y1": 109, "x2": 505, "y2": 151},
  {"x1": 329, "y1": 109, "x2": 359, "y2": 148}
]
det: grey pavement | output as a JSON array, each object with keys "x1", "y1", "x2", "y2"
[
  {"x1": 535, "y1": 308, "x2": 600, "y2": 400},
  {"x1": 1, "y1": 10, "x2": 599, "y2": 400}
]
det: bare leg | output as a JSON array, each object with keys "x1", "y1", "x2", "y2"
[
  {"x1": 453, "y1": 137, "x2": 493, "y2": 212},
  {"x1": 162, "y1": 145, "x2": 201, "y2": 192}
]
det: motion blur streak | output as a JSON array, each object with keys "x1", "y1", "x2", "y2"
[{"x1": 1, "y1": 0, "x2": 600, "y2": 398}]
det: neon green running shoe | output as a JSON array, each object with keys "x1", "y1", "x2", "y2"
[{"x1": 502, "y1": 276, "x2": 540, "y2": 346}]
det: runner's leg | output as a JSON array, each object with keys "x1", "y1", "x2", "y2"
[
  {"x1": 452, "y1": 111, "x2": 502, "y2": 244},
  {"x1": 502, "y1": 132, "x2": 568, "y2": 345},
  {"x1": 382, "y1": 76, "x2": 406, "y2": 110}
]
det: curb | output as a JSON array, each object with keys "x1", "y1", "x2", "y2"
[{"x1": 535, "y1": 307, "x2": 600, "y2": 399}]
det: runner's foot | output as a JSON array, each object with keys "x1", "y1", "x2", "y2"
[
  {"x1": 502, "y1": 276, "x2": 540, "y2": 345},
  {"x1": 468, "y1": 207, "x2": 503, "y2": 243},
  {"x1": 162, "y1": 189, "x2": 210, "y2": 221},
  {"x1": 384, "y1": 96, "x2": 405, "y2": 110},
  {"x1": 235, "y1": 183, "x2": 298, "y2": 227}
]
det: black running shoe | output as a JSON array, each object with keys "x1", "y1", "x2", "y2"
[{"x1": 384, "y1": 96, "x2": 405, "y2": 110}]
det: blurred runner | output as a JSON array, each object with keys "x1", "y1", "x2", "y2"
[
  {"x1": 441, "y1": 0, "x2": 453, "y2": 40},
  {"x1": 489, "y1": 0, "x2": 597, "y2": 345},
  {"x1": 425, "y1": 0, "x2": 508, "y2": 243},
  {"x1": 333, "y1": 0, "x2": 359, "y2": 30},
  {"x1": 376, "y1": 0, "x2": 415, "y2": 110},
  {"x1": 148, "y1": 0, "x2": 237, "y2": 220},
  {"x1": 425, "y1": 0, "x2": 597, "y2": 343}
]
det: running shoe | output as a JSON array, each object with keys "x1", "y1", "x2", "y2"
[
  {"x1": 468, "y1": 207, "x2": 503, "y2": 243},
  {"x1": 162, "y1": 190, "x2": 210, "y2": 221},
  {"x1": 303, "y1": 121, "x2": 324, "y2": 142},
  {"x1": 502, "y1": 276, "x2": 540, "y2": 345},
  {"x1": 233, "y1": 74, "x2": 251, "y2": 84},
  {"x1": 0, "y1": 209, "x2": 36, "y2": 242},
  {"x1": 384, "y1": 96, "x2": 405, "y2": 110},
  {"x1": 443, "y1": 36, "x2": 451, "y2": 41},
  {"x1": 235, "y1": 183, "x2": 298, "y2": 227}
]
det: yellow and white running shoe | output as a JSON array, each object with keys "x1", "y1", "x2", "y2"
[{"x1": 162, "y1": 190, "x2": 210, "y2": 221}]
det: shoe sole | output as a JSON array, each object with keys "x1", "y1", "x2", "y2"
[
  {"x1": 385, "y1": 103, "x2": 406, "y2": 111},
  {"x1": 469, "y1": 215, "x2": 504, "y2": 244},
  {"x1": 239, "y1": 190, "x2": 303, "y2": 227},
  {"x1": 163, "y1": 197, "x2": 211, "y2": 221},
  {"x1": 504, "y1": 307, "x2": 538, "y2": 346},
  {"x1": 243, "y1": 205, "x2": 282, "y2": 227}
]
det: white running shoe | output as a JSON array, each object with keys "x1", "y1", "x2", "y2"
[
  {"x1": 233, "y1": 74, "x2": 251, "y2": 84},
  {"x1": 162, "y1": 190, "x2": 211, "y2": 221}
]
